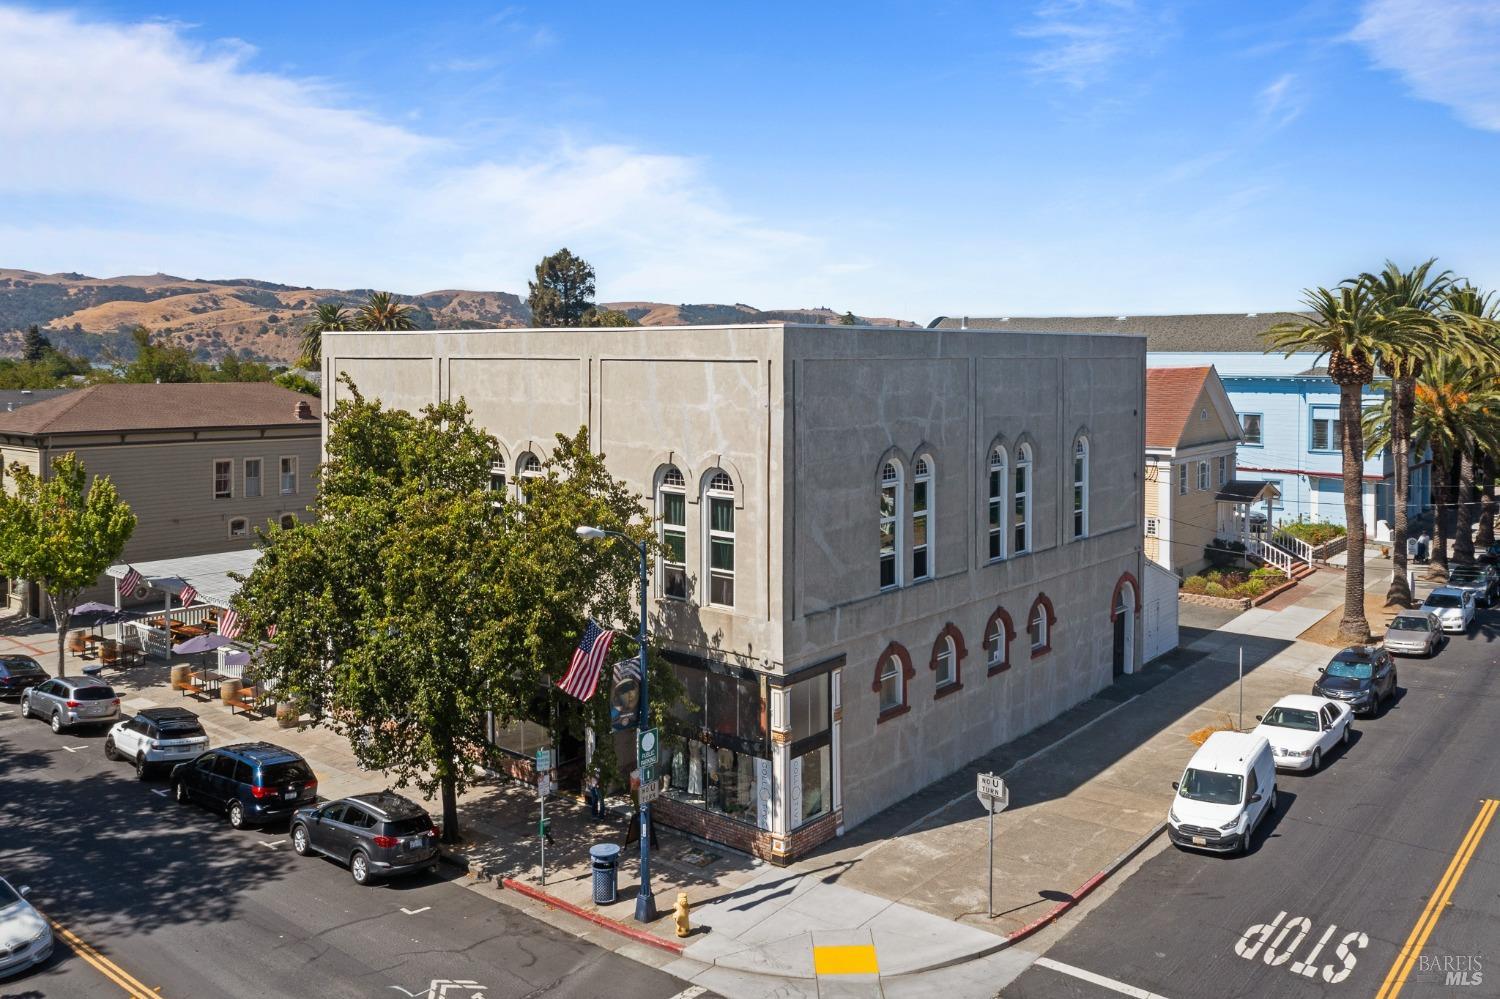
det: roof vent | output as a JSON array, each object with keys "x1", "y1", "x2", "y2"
[
  {"x1": 1115, "y1": 316, "x2": 1129, "y2": 321},
  {"x1": 1246, "y1": 312, "x2": 1259, "y2": 318},
  {"x1": 295, "y1": 400, "x2": 315, "y2": 420},
  {"x1": 960, "y1": 316, "x2": 969, "y2": 329},
  {"x1": 999, "y1": 317, "x2": 1010, "y2": 322}
]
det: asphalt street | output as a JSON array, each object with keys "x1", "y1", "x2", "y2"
[
  {"x1": 1006, "y1": 601, "x2": 1500, "y2": 999},
  {"x1": 0, "y1": 707, "x2": 704, "y2": 999}
]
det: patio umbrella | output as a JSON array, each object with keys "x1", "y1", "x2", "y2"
[
  {"x1": 172, "y1": 633, "x2": 234, "y2": 656},
  {"x1": 68, "y1": 602, "x2": 121, "y2": 644},
  {"x1": 69, "y1": 601, "x2": 117, "y2": 617}
]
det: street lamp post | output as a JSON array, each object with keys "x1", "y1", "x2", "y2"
[{"x1": 576, "y1": 524, "x2": 656, "y2": 922}]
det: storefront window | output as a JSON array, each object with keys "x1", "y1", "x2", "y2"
[
  {"x1": 790, "y1": 673, "x2": 830, "y2": 747},
  {"x1": 664, "y1": 657, "x2": 769, "y2": 826},
  {"x1": 795, "y1": 744, "x2": 832, "y2": 826}
]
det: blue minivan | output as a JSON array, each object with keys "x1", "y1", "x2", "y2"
[{"x1": 171, "y1": 742, "x2": 319, "y2": 829}]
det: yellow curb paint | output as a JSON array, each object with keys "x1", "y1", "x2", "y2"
[{"x1": 813, "y1": 944, "x2": 879, "y2": 976}]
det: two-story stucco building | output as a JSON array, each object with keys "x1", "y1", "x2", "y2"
[
  {"x1": 324, "y1": 323, "x2": 1147, "y2": 863},
  {"x1": 930, "y1": 314, "x2": 1430, "y2": 539},
  {"x1": 0, "y1": 383, "x2": 321, "y2": 616}
]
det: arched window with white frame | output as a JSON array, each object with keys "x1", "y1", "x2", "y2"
[
  {"x1": 489, "y1": 454, "x2": 507, "y2": 508},
  {"x1": 879, "y1": 460, "x2": 902, "y2": 590},
  {"x1": 1014, "y1": 443, "x2": 1033, "y2": 555},
  {"x1": 1072, "y1": 436, "x2": 1089, "y2": 540},
  {"x1": 516, "y1": 452, "x2": 542, "y2": 504},
  {"x1": 879, "y1": 653, "x2": 904, "y2": 713},
  {"x1": 987, "y1": 444, "x2": 1007, "y2": 562},
  {"x1": 912, "y1": 455, "x2": 933, "y2": 581},
  {"x1": 984, "y1": 607, "x2": 1014, "y2": 674},
  {"x1": 705, "y1": 470, "x2": 735, "y2": 607},
  {"x1": 658, "y1": 466, "x2": 687, "y2": 600}
]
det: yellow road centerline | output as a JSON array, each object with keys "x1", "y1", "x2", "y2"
[
  {"x1": 49, "y1": 918, "x2": 160, "y2": 998},
  {"x1": 1375, "y1": 798, "x2": 1498, "y2": 999}
]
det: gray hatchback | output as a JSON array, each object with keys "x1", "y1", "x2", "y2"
[
  {"x1": 290, "y1": 792, "x2": 440, "y2": 885},
  {"x1": 20, "y1": 676, "x2": 121, "y2": 732}
]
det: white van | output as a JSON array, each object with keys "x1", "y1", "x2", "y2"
[{"x1": 1167, "y1": 731, "x2": 1278, "y2": 855}]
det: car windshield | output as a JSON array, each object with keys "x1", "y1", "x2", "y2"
[
  {"x1": 260, "y1": 760, "x2": 313, "y2": 785},
  {"x1": 72, "y1": 686, "x2": 115, "y2": 700},
  {"x1": 1425, "y1": 593, "x2": 1461, "y2": 608},
  {"x1": 1262, "y1": 706, "x2": 1320, "y2": 730},
  {"x1": 386, "y1": 815, "x2": 433, "y2": 836},
  {"x1": 2, "y1": 657, "x2": 43, "y2": 674},
  {"x1": 1390, "y1": 616, "x2": 1431, "y2": 632},
  {"x1": 159, "y1": 723, "x2": 205, "y2": 740},
  {"x1": 1326, "y1": 661, "x2": 1374, "y2": 679},
  {"x1": 0, "y1": 881, "x2": 20, "y2": 907},
  {"x1": 1178, "y1": 768, "x2": 1243, "y2": 805}
]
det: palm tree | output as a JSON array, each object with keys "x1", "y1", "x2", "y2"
[
  {"x1": 299, "y1": 302, "x2": 350, "y2": 367},
  {"x1": 356, "y1": 291, "x2": 416, "y2": 332},
  {"x1": 1265, "y1": 284, "x2": 1429, "y2": 642},
  {"x1": 1355, "y1": 260, "x2": 1450, "y2": 605},
  {"x1": 1441, "y1": 286, "x2": 1500, "y2": 564}
]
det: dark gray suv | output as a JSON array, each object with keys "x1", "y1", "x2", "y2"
[
  {"x1": 20, "y1": 676, "x2": 121, "y2": 732},
  {"x1": 290, "y1": 792, "x2": 439, "y2": 885}
]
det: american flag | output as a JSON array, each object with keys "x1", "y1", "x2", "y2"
[
  {"x1": 557, "y1": 619, "x2": 615, "y2": 701},
  {"x1": 613, "y1": 658, "x2": 641, "y2": 683},
  {"x1": 179, "y1": 584, "x2": 198, "y2": 607},
  {"x1": 218, "y1": 608, "x2": 244, "y2": 640},
  {"x1": 121, "y1": 566, "x2": 144, "y2": 598},
  {"x1": 266, "y1": 624, "x2": 278, "y2": 638}
]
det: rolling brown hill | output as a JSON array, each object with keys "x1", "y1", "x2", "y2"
[{"x1": 0, "y1": 269, "x2": 915, "y2": 363}]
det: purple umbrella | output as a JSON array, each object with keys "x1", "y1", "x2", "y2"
[
  {"x1": 172, "y1": 633, "x2": 235, "y2": 656},
  {"x1": 69, "y1": 601, "x2": 118, "y2": 617}
]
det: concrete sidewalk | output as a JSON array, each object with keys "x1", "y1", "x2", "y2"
[{"x1": 0, "y1": 562, "x2": 1411, "y2": 997}]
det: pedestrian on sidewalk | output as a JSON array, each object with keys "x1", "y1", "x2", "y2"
[{"x1": 1416, "y1": 531, "x2": 1430, "y2": 562}]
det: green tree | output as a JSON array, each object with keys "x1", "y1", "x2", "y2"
[
  {"x1": 1440, "y1": 285, "x2": 1500, "y2": 565},
  {"x1": 1265, "y1": 285, "x2": 1429, "y2": 640},
  {"x1": 121, "y1": 327, "x2": 198, "y2": 383},
  {"x1": 22, "y1": 325, "x2": 51, "y2": 362},
  {"x1": 527, "y1": 248, "x2": 596, "y2": 327},
  {"x1": 839, "y1": 311, "x2": 858, "y2": 325},
  {"x1": 355, "y1": 292, "x2": 416, "y2": 332},
  {"x1": 299, "y1": 302, "x2": 351, "y2": 366},
  {"x1": 273, "y1": 370, "x2": 321, "y2": 396},
  {"x1": 583, "y1": 307, "x2": 638, "y2": 327},
  {"x1": 0, "y1": 453, "x2": 136, "y2": 677}
]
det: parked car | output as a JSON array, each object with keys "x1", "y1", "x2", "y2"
[
  {"x1": 0, "y1": 656, "x2": 47, "y2": 700},
  {"x1": 1312, "y1": 645, "x2": 1398, "y2": 715},
  {"x1": 1446, "y1": 564, "x2": 1498, "y2": 607},
  {"x1": 290, "y1": 791, "x2": 440, "y2": 885},
  {"x1": 1251, "y1": 695, "x2": 1352, "y2": 772},
  {"x1": 171, "y1": 743, "x2": 318, "y2": 829},
  {"x1": 0, "y1": 876, "x2": 52, "y2": 979},
  {"x1": 1420, "y1": 586, "x2": 1476, "y2": 634},
  {"x1": 1167, "y1": 731, "x2": 1277, "y2": 855},
  {"x1": 1478, "y1": 541, "x2": 1500, "y2": 565},
  {"x1": 19, "y1": 676, "x2": 120, "y2": 732},
  {"x1": 105, "y1": 707, "x2": 209, "y2": 779},
  {"x1": 1383, "y1": 611, "x2": 1444, "y2": 657}
]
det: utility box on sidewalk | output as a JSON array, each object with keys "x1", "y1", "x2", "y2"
[{"x1": 590, "y1": 843, "x2": 621, "y2": 904}]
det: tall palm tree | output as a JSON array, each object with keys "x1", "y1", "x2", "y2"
[
  {"x1": 1355, "y1": 259, "x2": 1450, "y2": 605},
  {"x1": 299, "y1": 302, "x2": 351, "y2": 367},
  {"x1": 356, "y1": 291, "x2": 416, "y2": 332},
  {"x1": 1441, "y1": 286, "x2": 1500, "y2": 564},
  {"x1": 1265, "y1": 285, "x2": 1428, "y2": 642}
]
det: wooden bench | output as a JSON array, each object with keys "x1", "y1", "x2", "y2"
[{"x1": 225, "y1": 685, "x2": 261, "y2": 717}]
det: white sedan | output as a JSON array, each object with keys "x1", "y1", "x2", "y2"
[
  {"x1": 1250, "y1": 695, "x2": 1353, "y2": 772},
  {"x1": 1420, "y1": 586, "x2": 1476, "y2": 634},
  {"x1": 0, "y1": 877, "x2": 52, "y2": 979}
]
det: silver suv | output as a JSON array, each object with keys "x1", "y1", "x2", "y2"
[{"x1": 20, "y1": 676, "x2": 121, "y2": 732}]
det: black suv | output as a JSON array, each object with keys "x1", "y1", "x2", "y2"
[
  {"x1": 171, "y1": 743, "x2": 319, "y2": 829},
  {"x1": 0, "y1": 655, "x2": 47, "y2": 699},
  {"x1": 291, "y1": 792, "x2": 440, "y2": 885},
  {"x1": 1313, "y1": 645, "x2": 1397, "y2": 717}
]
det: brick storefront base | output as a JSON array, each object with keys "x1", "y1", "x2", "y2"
[{"x1": 653, "y1": 797, "x2": 843, "y2": 865}]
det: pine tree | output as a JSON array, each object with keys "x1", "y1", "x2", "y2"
[
  {"x1": 22, "y1": 325, "x2": 51, "y2": 362},
  {"x1": 527, "y1": 249, "x2": 597, "y2": 327}
]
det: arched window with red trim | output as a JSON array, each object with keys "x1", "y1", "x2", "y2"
[
  {"x1": 1028, "y1": 593, "x2": 1056, "y2": 658},
  {"x1": 984, "y1": 607, "x2": 1015, "y2": 675}
]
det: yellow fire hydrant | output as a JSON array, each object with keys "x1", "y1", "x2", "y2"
[{"x1": 673, "y1": 892, "x2": 692, "y2": 938}]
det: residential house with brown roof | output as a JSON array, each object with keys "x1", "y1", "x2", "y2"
[{"x1": 0, "y1": 383, "x2": 320, "y2": 617}]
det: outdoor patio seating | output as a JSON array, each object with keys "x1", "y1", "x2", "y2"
[{"x1": 67, "y1": 631, "x2": 89, "y2": 657}]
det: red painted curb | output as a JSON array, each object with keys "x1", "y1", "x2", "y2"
[
  {"x1": 1002, "y1": 822, "x2": 1167, "y2": 947},
  {"x1": 500, "y1": 877, "x2": 686, "y2": 956}
]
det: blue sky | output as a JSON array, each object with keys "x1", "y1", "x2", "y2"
[{"x1": 2, "y1": 1, "x2": 1498, "y2": 320}]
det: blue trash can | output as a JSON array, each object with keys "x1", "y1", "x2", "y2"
[{"x1": 590, "y1": 843, "x2": 621, "y2": 904}]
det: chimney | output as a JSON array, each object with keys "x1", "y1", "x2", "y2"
[
  {"x1": 960, "y1": 316, "x2": 969, "y2": 329},
  {"x1": 295, "y1": 400, "x2": 315, "y2": 420}
]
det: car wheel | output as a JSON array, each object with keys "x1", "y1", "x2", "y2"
[
  {"x1": 50, "y1": 711, "x2": 63, "y2": 734},
  {"x1": 134, "y1": 754, "x2": 149, "y2": 781},
  {"x1": 228, "y1": 801, "x2": 246, "y2": 829},
  {"x1": 1311, "y1": 749, "x2": 1322, "y2": 773},
  {"x1": 292, "y1": 825, "x2": 311, "y2": 856},
  {"x1": 174, "y1": 780, "x2": 190, "y2": 804},
  {"x1": 104, "y1": 737, "x2": 118, "y2": 761},
  {"x1": 351, "y1": 850, "x2": 371, "y2": 885},
  {"x1": 1269, "y1": 786, "x2": 1279, "y2": 812},
  {"x1": 18, "y1": 695, "x2": 30, "y2": 719},
  {"x1": 1342, "y1": 725, "x2": 1351, "y2": 746}
]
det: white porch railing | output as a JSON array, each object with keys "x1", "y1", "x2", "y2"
[
  {"x1": 1271, "y1": 529, "x2": 1315, "y2": 567},
  {"x1": 1247, "y1": 537, "x2": 1295, "y2": 578}
]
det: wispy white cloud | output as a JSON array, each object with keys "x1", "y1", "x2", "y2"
[
  {"x1": 1351, "y1": 0, "x2": 1500, "y2": 131},
  {"x1": 0, "y1": 5, "x2": 828, "y2": 305},
  {"x1": 1017, "y1": 0, "x2": 1173, "y2": 90},
  {"x1": 1257, "y1": 72, "x2": 1304, "y2": 126}
]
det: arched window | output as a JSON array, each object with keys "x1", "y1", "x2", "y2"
[
  {"x1": 279, "y1": 514, "x2": 297, "y2": 530},
  {"x1": 705, "y1": 470, "x2": 735, "y2": 607},
  {"x1": 929, "y1": 623, "x2": 966, "y2": 696},
  {"x1": 658, "y1": 466, "x2": 687, "y2": 600},
  {"x1": 987, "y1": 445, "x2": 1007, "y2": 562},
  {"x1": 984, "y1": 607, "x2": 1014, "y2": 675},
  {"x1": 516, "y1": 452, "x2": 542, "y2": 504},
  {"x1": 879, "y1": 460, "x2": 902, "y2": 590},
  {"x1": 489, "y1": 455, "x2": 507, "y2": 508},
  {"x1": 228, "y1": 517, "x2": 249, "y2": 539},
  {"x1": 912, "y1": 455, "x2": 933, "y2": 580},
  {"x1": 1072, "y1": 436, "x2": 1089, "y2": 540},
  {"x1": 1014, "y1": 444, "x2": 1033, "y2": 555},
  {"x1": 1028, "y1": 593, "x2": 1056, "y2": 658},
  {"x1": 873, "y1": 641, "x2": 913, "y2": 721}
]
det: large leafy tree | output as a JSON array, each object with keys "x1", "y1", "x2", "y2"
[
  {"x1": 121, "y1": 327, "x2": 198, "y2": 383},
  {"x1": 233, "y1": 381, "x2": 656, "y2": 839},
  {"x1": 299, "y1": 302, "x2": 351, "y2": 367},
  {"x1": 22, "y1": 325, "x2": 51, "y2": 363},
  {"x1": 0, "y1": 454, "x2": 136, "y2": 676},
  {"x1": 356, "y1": 291, "x2": 416, "y2": 332},
  {"x1": 527, "y1": 248, "x2": 597, "y2": 327},
  {"x1": 1265, "y1": 285, "x2": 1427, "y2": 640}
]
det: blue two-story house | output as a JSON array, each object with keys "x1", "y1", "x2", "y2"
[{"x1": 928, "y1": 313, "x2": 1431, "y2": 539}]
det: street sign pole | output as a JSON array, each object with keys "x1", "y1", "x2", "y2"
[
  {"x1": 1238, "y1": 646, "x2": 1244, "y2": 731},
  {"x1": 539, "y1": 785, "x2": 546, "y2": 886},
  {"x1": 976, "y1": 773, "x2": 1009, "y2": 919},
  {"x1": 987, "y1": 804, "x2": 995, "y2": 918}
]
